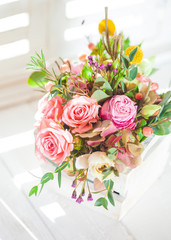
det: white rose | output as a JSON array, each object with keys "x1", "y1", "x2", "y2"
[{"x1": 88, "y1": 152, "x2": 114, "y2": 182}]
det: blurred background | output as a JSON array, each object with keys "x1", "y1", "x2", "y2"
[
  {"x1": 0, "y1": 0, "x2": 171, "y2": 108},
  {"x1": 0, "y1": 0, "x2": 171, "y2": 239}
]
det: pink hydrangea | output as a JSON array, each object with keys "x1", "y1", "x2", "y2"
[
  {"x1": 101, "y1": 95, "x2": 137, "y2": 130},
  {"x1": 35, "y1": 119, "x2": 73, "y2": 165},
  {"x1": 62, "y1": 95, "x2": 99, "y2": 133}
]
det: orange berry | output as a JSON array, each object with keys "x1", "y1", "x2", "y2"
[
  {"x1": 143, "y1": 127, "x2": 153, "y2": 137},
  {"x1": 135, "y1": 93, "x2": 143, "y2": 100}
]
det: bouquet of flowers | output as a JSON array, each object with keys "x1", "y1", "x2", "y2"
[{"x1": 28, "y1": 8, "x2": 171, "y2": 210}]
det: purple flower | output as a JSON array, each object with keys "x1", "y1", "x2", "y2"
[
  {"x1": 76, "y1": 196, "x2": 83, "y2": 204},
  {"x1": 71, "y1": 179, "x2": 77, "y2": 188},
  {"x1": 105, "y1": 62, "x2": 112, "y2": 71},
  {"x1": 87, "y1": 193, "x2": 93, "y2": 201},
  {"x1": 99, "y1": 64, "x2": 104, "y2": 70},
  {"x1": 72, "y1": 190, "x2": 77, "y2": 199},
  {"x1": 88, "y1": 60, "x2": 93, "y2": 65},
  {"x1": 94, "y1": 62, "x2": 98, "y2": 67},
  {"x1": 113, "y1": 68, "x2": 118, "y2": 74},
  {"x1": 88, "y1": 55, "x2": 93, "y2": 61}
]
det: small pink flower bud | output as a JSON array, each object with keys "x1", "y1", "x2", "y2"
[
  {"x1": 78, "y1": 53, "x2": 87, "y2": 62},
  {"x1": 60, "y1": 64, "x2": 70, "y2": 73},
  {"x1": 88, "y1": 42, "x2": 96, "y2": 51},
  {"x1": 45, "y1": 82, "x2": 54, "y2": 91}
]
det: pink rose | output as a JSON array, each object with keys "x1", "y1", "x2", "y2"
[
  {"x1": 35, "y1": 94, "x2": 64, "y2": 126},
  {"x1": 62, "y1": 95, "x2": 99, "y2": 133},
  {"x1": 35, "y1": 119, "x2": 73, "y2": 164},
  {"x1": 101, "y1": 95, "x2": 137, "y2": 130}
]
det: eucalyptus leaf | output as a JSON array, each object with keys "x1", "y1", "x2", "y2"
[
  {"x1": 127, "y1": 66, "x2": 138, "y2": 81},
  {"x1": 129, "y1": 47, "x2": 138, "y2": 62},
  {"x1": 121, "y1": 55, "x2": 129, "y2": 69},
  {"x1": 91, "y1": 90, "x2": 110, "y2": 102},
  {"x1": 108, "y1": 190, "x2": 115, "y2": 206},
  {"x1": 94, "y1": 197, "x2": 108, "y2": 210},
  {"x1": 29, "y1": 186, "x2": 38, "y2": 197},
  {"x1": 41, "y1": 172, "x2": 54, "y2": 184}
]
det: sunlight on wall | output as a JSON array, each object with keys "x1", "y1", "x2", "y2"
[
  {"x1": 0, "y1": 0, "x2": 19, "y2": 6},
  {"x1": 0, "y1": 13, "x2": 29, "y2": 33},
  {"x1": 0, "y1": 39, "x2": 30, "y2": 61}
]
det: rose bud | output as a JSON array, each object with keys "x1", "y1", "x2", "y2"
[
  {"x1": 78, "y1": 53, "x2": 87, "y2": 62},
  {"x1": 63, "y1": 58, "x2": 70, "y2": 64},
  {"x1": 88, "y1": 42, "x2": 96, "y2": 51},
  {"x1": 60, "y1": 64, "x2": 70, "y2": 73},
  {"x1": 141, "y1": 104, "x2": 161, "y2": 117},
  {"x1": 135, "y1": 93, "x2": 143, "y2": 100},
  {"x1": 143, "y1": 127, "x2": 153, "y2": 137},
  {"x1": 45, "y1": 82, "x2": 54, "y2": 92}
]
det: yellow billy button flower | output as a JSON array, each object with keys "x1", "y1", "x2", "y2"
[
  {"x1": 125, "y1": 46, "x2": 143, "y2": 64},
  {"x1": 98, "y1": 19, "x2": 115, "y2": 36}
]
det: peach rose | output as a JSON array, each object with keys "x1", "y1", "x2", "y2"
[
  {"x1": 35, "y1": 94, "x2": 64, "y2": 127},
  {"x1": 62, "y1": 95, "x2": 99, "y2": 133},
  {"x1": 35, "y1": 119, "x2": 73, "y2": 164}
]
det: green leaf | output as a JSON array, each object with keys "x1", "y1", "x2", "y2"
[
  {"x1": 94, "y1": 77, "x2": 113, "y2": 94},
  {"x1": 58, "y1": 170, "x2": 62, "y2": 188},
  {"x1": 127, "y1": 66, "x2": 138, "y2": 81},
  {"x1": 120, "y1": 80, "x2": 125, "y2": 92},
  {"x1": 29, "y1": 186, "x2": 38, "y2": 197},
  {"x1": 121, "y1": 55, "x2": 129, "y2": 69},
  {"x1": 107, "y1": 190, "x2": 115, "y2": 206},
  {"x1": 108, "y1": 148, "x2": 117, "y2": 154},
  {"x1": 129, "y1": 47, "x2": 138, "y2": 62},
  {"x1": 96, "y1": 39, "x2": 103, "y2": 56},
  {"x1": 91, "y1": 90, "x2": 110, "y2": 102},
  {"x1": 48, "y1": 90, "x2": 59, "y2": 100},
  {"x1": 41, "y1": 172, "x2": 54, "y2": 184},
  {"x1": 81, "y1": 65, "x2": 93, "y2": 81},
  {"x1": 148, "y1": 68, "x2": 158, "y2": 76},
  {"x1": 159, "y1": 101, "x2": 171, "y2": 118},
  {"x1": 27, "y1": 71, "x2": 47, "y2": 87},
  {"x1": 152, "y1": 121, "x2": 171, "y2": 135},
  {"x1": 160, "y1": 91, "x2": 171, "y2": 106},
  {"x1": 41, "y1": 49, "x2": 46, "y2": 65},
  {"x1": 104, "y1": 180, "x2": 114, "y2": 190},
  {"x1": 45, "y1": 157, "x2": 59, "y2": 167},
  {"x1": 123, "y1": 37, "x2": 130, "y2": 51},
  {"x1": 139, "y1": 119, "x2": 147, "y2": 127},
  {"x1": 94, "y1": 197, "x2": 108, "y2": 210},
  {"x1": 114, "y1": 168, "x2": 119, "y2": 177}
]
